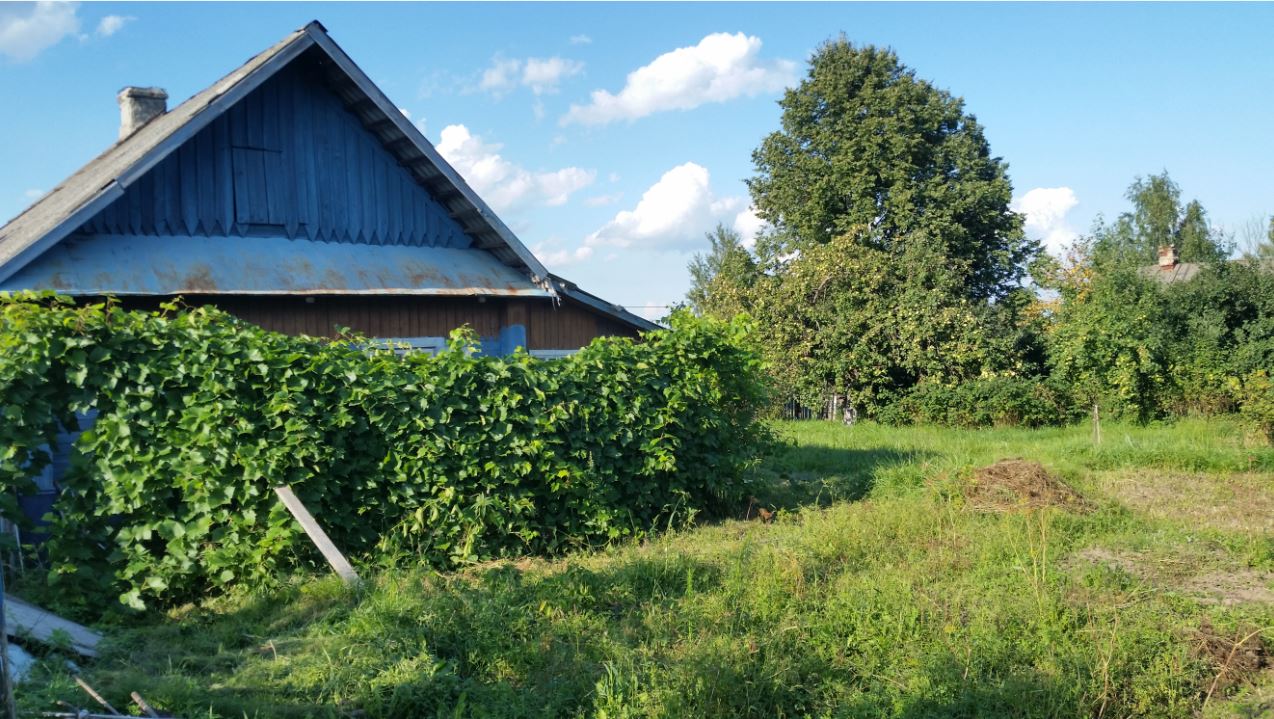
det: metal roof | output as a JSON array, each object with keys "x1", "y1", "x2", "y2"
[
  {"x1": 550, "y1": 275, "x2": 662, "y2": 332},
  {"x1": 1139, "y1": 262, "x2": 1203, "y2": 284},
  {"x1": 0, "y1": 21, "x2": 551, "y2": 293},
  {"x1": 1139, "y1": 258, "x2": 1274, "y2": 284},
  {"x1": 0, "y1": 234, "x2": 551, "y2": 297}
]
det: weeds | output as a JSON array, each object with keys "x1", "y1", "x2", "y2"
[{"x1": 14, "y1": 418, "x2": 1274, "y2": 718}]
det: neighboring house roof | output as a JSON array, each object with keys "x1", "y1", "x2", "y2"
[
  {"x1": 1140, "y1": 262, "x2": 1203, "y2": 284},
  {"x1": 1140, "y1": 258, "x2": 1274, "y2": 284},
  {"x1": 0, "y1": 21, "x2": 656, "y2": 333}
]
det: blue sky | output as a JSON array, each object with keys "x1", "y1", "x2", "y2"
[{"x1": 2, "y1": 2, "x2": 1272, "y2": 318}]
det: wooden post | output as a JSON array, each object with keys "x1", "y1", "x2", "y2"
[
  {"x1": 0, "y1": 564, "x2": 16, "y2": 719},
  {"x1": 273, "y1": 487, "x2": 360, "y2": 584}
]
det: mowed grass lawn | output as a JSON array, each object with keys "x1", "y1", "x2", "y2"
[{"x1": 21, "y1": 418, "x2": 1274, "y2": 718}]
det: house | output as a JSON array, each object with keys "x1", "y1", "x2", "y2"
[
  {"x1": 1141, "y1": 245, "x2": 1274, "y2": 284},
  {"x1": 0, "y1": 21, "x2": 657, "y2": 358},
  {"x1": 0, "y1": 21, "x2": 658, "y2": 538}
]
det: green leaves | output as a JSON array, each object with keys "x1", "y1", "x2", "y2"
[
  {"x1": 748, "y1": 38, "x2": 1032, "y2": 303},
  {"x1": 0, "y1": 295, "x2": 769, "y2": 611}
]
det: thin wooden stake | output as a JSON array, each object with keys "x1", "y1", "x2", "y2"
[
  {"x1": 0, "y1": 564, "x2": 17, "y2": 719},
  {"x1": 73, "y1": 676, "x2": 120, "y2": 716},
  {"x1": 273, "y1": 486, "x2": 360, "y2": 584},
  {"x1": 130, "y1": 691, "x2": 160, "y2": 718}
]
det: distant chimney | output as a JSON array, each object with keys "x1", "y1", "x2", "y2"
[
  {"x1": 117, "y1": 86, "x2": 168, "y2": 139},
  {"x1": 1158, "y1": 245, "x2": 1178, "y2": 269}
]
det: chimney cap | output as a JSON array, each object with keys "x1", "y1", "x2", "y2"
[
  {"x1": 117, "y1": 86, "x2": 168, "y2": 101},
  {"x1": 117, "y1": 86, "x2": 169, "y2": 140},
  {"x1": 1157, "y1": 244, "x2": 1178, "y2": 269}
]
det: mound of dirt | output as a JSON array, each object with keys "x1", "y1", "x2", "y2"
[
  {"x1": 1194, "y1": 619, "x2": 1270, "y2": 698},
  {"x1": 965, "y1": 459, "x2": 1090, "y2": 513}
]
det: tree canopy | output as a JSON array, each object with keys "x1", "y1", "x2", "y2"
[
  {"x1": 747, "y1": 38, "x2": 1034, "y2": 302},
  {"x1": 1093, "y1": 171, "x2": 1229, "y2": 266}
]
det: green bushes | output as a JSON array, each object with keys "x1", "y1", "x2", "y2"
[
  {"x1": 1235, "y1": 371, "x2": 1274, "y2": 445},
  {"x1": 879, "y1": 376, "x2": 1076, "y2": 428},
  {"x1": 0, "y1": 294, "x2": 770, "y2": 609},
  {"x1": 873, "y1": 259, "x2": 1274, "y2": 430}
]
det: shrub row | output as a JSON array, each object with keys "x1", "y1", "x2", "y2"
[
  {"x1": 0, "y1": 294, "x2": 770, "y2": 610},
  {"x1": 877, "y1": 376, "x2": 1078, "y2": 429}
]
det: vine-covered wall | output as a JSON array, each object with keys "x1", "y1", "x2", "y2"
[{"x1": 0, "y1": 293, "x2": 769, "y2": 610}]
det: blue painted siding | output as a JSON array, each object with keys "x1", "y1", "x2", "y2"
[
  {"x1": 20, "y1": 410, "x2": 97, "y2": 540},
  {"x1": 79, "y1": 64, "x2": 473, "y2": 249}
]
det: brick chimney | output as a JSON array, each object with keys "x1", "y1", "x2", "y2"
[
  {"x1": 1157, "y1": 245, "x2": 1178, "y2": 269},
  {"x1": 117, "y1": 86, "x2": 168, "y2": 139}
]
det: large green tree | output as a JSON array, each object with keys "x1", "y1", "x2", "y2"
[
  {"x1": 747, "y1": 38, "x2": 1033, "y2": 302},
  {"x1": 750, "y1": 228, "x2": 1026, "y2": 412}
]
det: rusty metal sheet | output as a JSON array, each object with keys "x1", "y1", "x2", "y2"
[{"x1": 0, "y1": 234, "x2": 551, "y2": 297}]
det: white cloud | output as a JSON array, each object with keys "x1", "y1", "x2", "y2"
[
  {"x1": 94, "y1": 14, "x2": 132, "y2": 38},
  {"x1": 607, "y1": 172, "x2": 621, "y2": 183},
  {"x1": 534, "y1": 243, "x2": 594, "y2": 267},
  {"x1": 633, "y1": 301, "x2": 666, "y2": 322},
  {"x1": 398, "y1": 107, "x2": 412, "y2": 119},
  {"x1": 584, "y1": 162, "x2": 745, "y2": 252},
  {"x1": 436, "y1": 124, "x2": 595, "y2": 212},
  {"x1": 479, "y1": 56, "x2": 522, "y2": 96},
  {"x1": 562, "y1": 32, "x2": 796, "y2": 126},
  {"x1": 584, "y1": 192, "x2": 623, "y2": 207},
  {"x1": 732, "y1": 206, "x2": 767, "y2": 249},
  {"x1": 479, "y1": 54, "x2": 584, "y2": 97},
  {"x1": 569, "y1": 34, "x2": 592, "y2": 46},
  {"x1": 522, "y1": 56, "x2": 584, "y2": 95},
  {"x1": 23, "y1": 188, "x2": 45, "y2": 200},
  {"x1": 1013, "y1": 187, "x2": 1080, "y2": 257},
  {"x1": 0, "y1": 1, "x2": 80, "y2": 62}
]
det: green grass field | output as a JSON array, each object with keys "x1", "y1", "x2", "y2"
[{"x1": 19, "y1": 418, "x2": 1274, "y2": 718}]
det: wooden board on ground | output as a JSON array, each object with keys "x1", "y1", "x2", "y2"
[
  {"x1": 4, "y1": 594, "x2": 101, "y2": 657},
  {"x1": 273, "y1": 486, "x2": 360, "y2": 584}
]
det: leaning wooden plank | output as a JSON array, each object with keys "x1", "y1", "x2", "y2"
[
  {"x1": 4, "y1": 595, "x2": 101, "y2": 657},
  {"x1": 273, "y1": 486, "x2": 360, "y2": 584}
]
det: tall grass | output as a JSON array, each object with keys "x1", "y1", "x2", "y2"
[{"x1": 16, "y1": 418, "x2": 1274, "y2": 718}]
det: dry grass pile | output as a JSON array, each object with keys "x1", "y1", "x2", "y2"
[
  {"x1": 1194, "y1": 619, "x2": 1271, "y2": 705},
  {"x1": 965, "y1": 459, "x2": 1090, "y2": 513}
]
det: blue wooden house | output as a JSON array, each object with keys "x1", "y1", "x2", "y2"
[
  {"x1": 0, "y1": 21, "x2": 655, "y2": 353},
  {"x1": 0, "y1": 22, "x2": 657, "y2": 536}
]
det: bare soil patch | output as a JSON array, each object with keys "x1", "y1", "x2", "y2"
[
  {"x1": 1100, "y1": 470, "x2": 1273, "y2": 535},
  {"x1": 1185, "y1": 571, "x2": 1274, "y2": 607},
  {"x1": 1066, "y1": 547, "x2": 1274, "y2": 607},
  {"x1": 965, "y1": 459, "x2": 1090, "y2": 513},
  {"x1": 1194, "y1": 619, "x2": 1271, "y2": 704}
]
